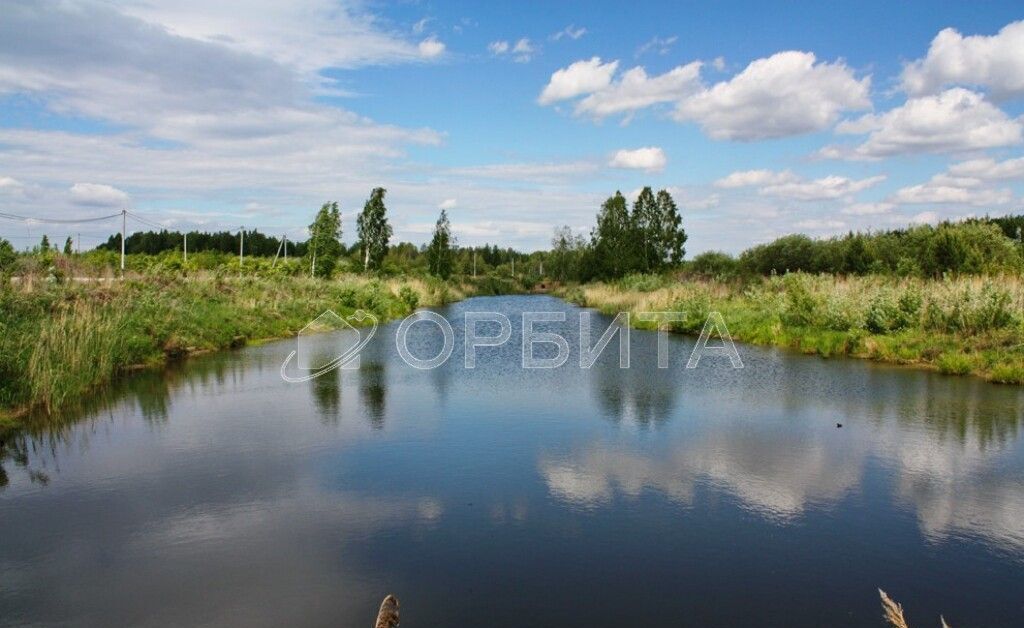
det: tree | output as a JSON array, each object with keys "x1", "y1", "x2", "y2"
[
  {"x1": 550, "y1": 226, "x2": 587, "y2": 281},
  {"x1": 39, "y1": 235, "x2": 50, "y2": 252},
  {"x1": 0, "y1": 238, "x2": 15, "y2": 275},
  {"x1": 427, "y1": 208, "x2": 454, "y2": 279},
  {"x1": 656, "y1": 189, "x2": 686, "y2": 265},
  {"x1": 63, "y1": 236, "x2": 74, "y2": 255},
  {"x1": 631, "y1": 187, "x2": 660, "y2": 271},
  {"x1": 357, "y1": 187, "x2": 393, "y2": 271},
  {"x1": 591, "y1": 191, "x2": 635, "y2": 278},
  {"x1": 308, "y1": 202, "x2": 343, "y2": 277}
]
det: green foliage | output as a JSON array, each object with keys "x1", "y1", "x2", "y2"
[
  {"x1": 688, "y1": 251, "x2": 739, "y2": 279},
  {"x1": 308, "y1": 201, "x2": 343, "y2": 278},
  {"x1": 589, "y1": 187, "x2": 687, "y2": 280},
  {"x1": 618, "y1": 273, "x2": 667, "y2": 292},
  {"x1": 398, "y1": 285, "x2": 420, "y2": 311},
  {"x1": 739, "y1": 221, "x2": 1023, "y2": 277},
  {"x1": 427, "y1": 208, "x2": 454, "y2": 279},
  {"x1": 0, "y1": 238, "x2": 15, "y2": 276},
  {"x1": 356, "y1": 187, "x2": 393, "y2": 271}
]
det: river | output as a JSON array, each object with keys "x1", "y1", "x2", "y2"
[{"x1": 2, "y1": 295, "x2": 1023, "y2": 626}]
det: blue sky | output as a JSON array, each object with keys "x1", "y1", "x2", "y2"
[{"x1": 1, "y1": 1, "x2": 1023, "y2": 252}]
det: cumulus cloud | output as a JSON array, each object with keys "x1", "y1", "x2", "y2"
[
  {"x1": 576, "y1": 63, "x2": 702, "y2": 118},
  {"x1": 947, "y1": 156, "x2": 1024, "y2": 181},
  {"x1": 540, "y1": 51, "x2": 869, "y2": 139},
  {"x1": 488, "y1": 40, "x2": 510, "y2": 55},
  {"x1": 673, "y1": 51, "x2": 871, "y2": 140},
  {"x1": 890, "y1": 173, "x2": 1013, "y2": 206},
  {"x1": 902, "y1": 21, "x2": 1024, "y2": 99},
  {"x1": 70, "y1": 182, "x2": 129, "y2": 207},
  {"x1": 439, "y1": 198, "x2": 457, "y2": 210},
  {"x1": 537, "y1": 57, "x2": 619, "y2": 104},
  {"x1": 417, "y1": 37, "x2": 445, "y2": 58},
  {"x1": 608, "y1": 147, "x2": 666, "y2": 172},
  {"x1": 0, "y1": 176, "x2": 22, "y2": 190},
  {"x1": 714, "y1": 169, "x2": 797, "y2": 188},
  {"x1": 829, "y1": 88, "x2": 1023, "y2": 158}
]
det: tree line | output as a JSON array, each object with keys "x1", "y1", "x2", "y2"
[{"x1": 691, "y1": 217, "x2": 1024, "y2": 279}]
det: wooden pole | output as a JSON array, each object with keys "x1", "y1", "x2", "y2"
[
  {"x1": 120, "y1": 209, "x2": 126, "y2": 271},
  {"x1": 239, "y1": 226, "x2": 244, "y2": 267},
  {"x1": 183, "y1": 231, "x2": 188, "y2": 263}
]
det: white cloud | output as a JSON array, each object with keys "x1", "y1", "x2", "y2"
[
  {"x1": 891, "y1": 174, "x2": 1013, "y2": 206},
  {"x1": 947, "y1": 156, "x2": 1024, "y2": 181},
  {"x1": 551, "y1": 25, "x2": 587, "y2": 41},
  {"x1": 0, "y1": 176, "x2": 22, "y2": 189},
  {"x1": 537, "y1": 57, "x2": 619, "y2": 105},
  {"x1": 417, "y1": 37, "x2": 445, "y2": 59},
  {"x1": 70, "y1": 182, "x2": 130, "y2": 207},
  {"x1": 114, "y1": 0, "x2": 441, "y2": 75},
  {"x1": 714, "y1": 169, "x2": 797, "y2": 188},
  {"x1": 608, "y1": 147, "x2": 666, "y2": 172},
  {"x1": 412, "y1": 18, "x2": 431, "y2": 35},
  {"x1": 540, "y1": 51, "x2": 868, "y2": 136},
  {"x1": 446, "y1": 161, "x2": 600, "y2": 183},
  {"x1": 831, "y1": 88, "x2": 1023, "y2": 158},
  {"x1": 841, "y1": 202, "x2": 894, "y2": 215},
  {"x1": 711, "y1": 56, "x2": 726, "y2": 71},
  {"x1": 674, "y1": 51, "x2": 870, "y2": 140},
  {"x1": 439, "y1": 198, "x2": 457, "y2": 210},
  {"x1": 489, "y1": 37, "x2": 535, "y2": 62},
  {"x1": 762, "y1": 174, "x2": 886, "y2": 201},
  {"x1": 902, "y1": 21, "x2": 1024, "y2": 99},
  {"x1": 714, "y1": 169, "x2": 884, "y2": 201},
  {"x1": 794, "y1": 218, "x2": 846, "y2": 230},
  {"x1": 575, "y1": 62, "x2": 702, "y2": 119},
  {"x1": 512, "y1": 38, "x2": 534, "y2": 63},
  {"x1": 911, "y1": 211, "x2": 939, "y2": 224},
  {"x1": 635, "y1": 35, "x2": 677, "y2": 58}
]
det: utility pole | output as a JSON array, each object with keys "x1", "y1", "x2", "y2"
[
  {"x1": 239, "y1": 226, "x2": 244, "y2": 267},
  {"x1": 511, "y1": 257, "x2": 515, "y2": 278},
  {"x1": 472, "y1": 250, "x2": 476, "y2": 277},
  {"x1": 283, "y1": 234, "x2": 288, "y2": 261},
  {"x1": 76, "y1": 232, "x2": 80, "y2": 254},
  {"x1": 120, "y1": 209, "x2": 126, "y2": 272},
  {"x1": 183, "y1": 231, "x2": 188, "y2": 263}
]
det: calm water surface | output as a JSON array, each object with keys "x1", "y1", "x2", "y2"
[{"x1": 2, "y1": 295, "x2": 1023, "y2": 627}]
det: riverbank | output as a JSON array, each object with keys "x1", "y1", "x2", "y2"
[
  {"x1": 0, "y1": 273, "x2": 469, "y2": 420},
  {"x1": 559, "y1": 273, "x2": 1024, "y2": 385}
]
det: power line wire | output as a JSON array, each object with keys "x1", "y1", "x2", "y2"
[{"x1": 0, "y1": 210, "x2": 124, "y2": 224}]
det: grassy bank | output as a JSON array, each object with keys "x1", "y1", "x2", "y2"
[
  {"x1": 560, "y1": 273, "x2": 1024, "y2": 384},
  {"x1": 0, "y1": 273, "x2": 468, "y2": 419}
]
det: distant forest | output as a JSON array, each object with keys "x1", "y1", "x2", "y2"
[{"x1": 91, "y1": 207, "x2": 1024, "y2": 281}]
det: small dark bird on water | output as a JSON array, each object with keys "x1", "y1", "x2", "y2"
[{"x1": 837, "y1": 423, "x2": 843, "y2": 428}]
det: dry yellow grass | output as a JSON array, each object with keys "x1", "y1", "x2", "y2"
[{"x1": 879, "y1": 589, "x2": 952, "y2": 628}]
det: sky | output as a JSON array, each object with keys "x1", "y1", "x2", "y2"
[{"x1": 1, "y1": 1, "x2": 1023, "y2": 253}]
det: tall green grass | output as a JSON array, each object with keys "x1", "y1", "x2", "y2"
[
  {"x1": 0, "y1": 273, "x2": 467, "y2": 419},
  {"x1": 561, "y1": 273, "x2": 1024, "y2": 384}
]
